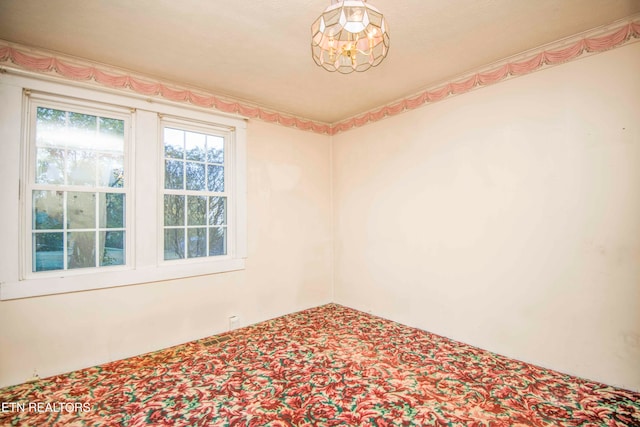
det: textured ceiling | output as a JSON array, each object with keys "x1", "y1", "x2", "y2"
[{"x1": 1, "y1": 0, "x2": 639, "y2": 123}]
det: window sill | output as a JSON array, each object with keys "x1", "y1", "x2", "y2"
[{"x1": 0, "y1": 258, "x2": 245, "y2": 300}]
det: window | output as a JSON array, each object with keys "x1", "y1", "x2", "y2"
[
  {"x1": 0, "y1": 75, "x2": 246, "y2": 300},
  {"x1": 161, "y1": 119, "x2": 231, "y2": 261},
  {"x1": 25, "y1": 95, "x2": 130, "y2": 275}
]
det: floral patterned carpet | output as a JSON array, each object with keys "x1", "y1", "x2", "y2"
[{"x1": 1, "y1": 304, "x2": 639, "y2": 426}]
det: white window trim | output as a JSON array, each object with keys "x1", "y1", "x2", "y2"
[
  {"x1": 22, "y1": 92, "x2": 134, "y2": 280},
  {"x1": 158, "y1": 115, "x2": 236, "y2": 264},
  {"x1": 0, "y1": 73, "x2": 247, "y2": 300}
]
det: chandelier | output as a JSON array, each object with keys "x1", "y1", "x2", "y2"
[{"x1": 311, "y1": 0, "x2": 390, "y2": 73}]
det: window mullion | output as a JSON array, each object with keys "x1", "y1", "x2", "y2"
[
  {"x1": 62, "y1": 190, "x2": 68, "y2": 271},
  {"x1": 95, "y1": 191, "x2": 99, "y2": 268}
]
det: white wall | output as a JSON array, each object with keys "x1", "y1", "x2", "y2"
[
  {"x1": 0, "y1": 113, "x2": 332, "y2": 387},
  {"x1": 332, "y1": 42, "x2": 640, "y2": 391}
]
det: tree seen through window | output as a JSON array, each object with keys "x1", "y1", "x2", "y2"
[{"x1": 162, "y1": 126, "x2": 227, "y2": 260}]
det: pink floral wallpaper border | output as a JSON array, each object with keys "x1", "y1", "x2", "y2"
[
  {"x1": 0, "y1": 43, "x2": 332, "y2": 134},
  {"x1": 333, "y1": 20, "x2": 640, "y2": 134},
  {"x1": 0, "y1": 18, "x2": 638, "y2": 136}
]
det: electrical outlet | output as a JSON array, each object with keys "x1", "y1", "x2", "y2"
[{"x1": 27, "y1": 369, "x2": 40, "y2": 382}]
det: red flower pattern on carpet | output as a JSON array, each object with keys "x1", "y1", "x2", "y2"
[{"x1": 0, "y1": 304, "x2": 638, "y2": 426}]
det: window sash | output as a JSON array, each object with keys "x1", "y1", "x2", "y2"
[
  {"x1": 159, "y1": 117, "x2": 234, "y2": 263},
  {"x1": 23, "y1": 94, "x2": 132, "y2": 279}
]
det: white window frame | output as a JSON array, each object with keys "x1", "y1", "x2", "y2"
[
  {"x1": 23, "y1": 92, "x2": 134, "y2": 279},
  {"x1": 0, "y1": 73, "x2": 247, "y2": 300},
  {"x1": 159, "y1": 116, "x2": 236, "y2": 264}
]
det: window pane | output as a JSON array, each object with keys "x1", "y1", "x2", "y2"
[
  {"x1": 209, "y1": 227, "x2": 227, "y2": 256},
  {"x1": 69, "y1": 112, "x2": 97, "y2": 133},
  {"x1": 68, "y1": 113, "x2": 97, "y2": 152},
  {"x1": 100, "y1": 193, "x2": 125, "y2": 228},
  {"x1": 187, "y1": 196, "x2": 206, "y2": 226},
  {"x1": 33, "y1": 190, "x2": 63, "y2": 230},
  {"x1": 164, "y1": 195, "x2": 185, "y2": 226},
  {"x1": 164, "y1": 229, "x2": 185, "y2": 260},
  {"x1": 67, "y1": 150, "x2": 96, "y2": 186},
  {"x1": 208, "y1": 197, "x2": 227, "y2": 225},
  {"x1": 100, "y1": 231, "x2": 125, "y2": 266},
  {"x1": 68, "y1": 192, "x2": 96, "y2": 229},
  {"x1": 207, "y1": 135, "x2": 224, "y2": 163},
  {"x1": 185, "y1": 131, "x2": 206, "y2": 161},
  {"x1": 164, "y1": 128, "x2": 184, "y2": 159},
  {"x1": 188, "y1": 228, "x2": 207, "y2": 258},
  {"x1": 207, "y1": 165, "x2": 224, "y2": 192},
  {"x1": 33, "y1": 232, "x2": 64, "y2": 272},
  {"x1": 165, "y1": 160, "x2": 184, "y2": 190},
  {"x1": 98, "y1": 154, "x2": 124, "y2": 188},
  {"x1": 67, "y1": 231, "x2": 96, "y2": 269},
  {"x1": 36, "y1": 148, "x2": 64, "y2": 184},
  {"x1": 186, "y1": 162, "x2": 206, "y2": 191},
  {"x1": 36, "y1": 107, "x2": 66, "y2": 148},
  {"x1": 98, "y1": 117, "x2": 125, "y2": 152}
]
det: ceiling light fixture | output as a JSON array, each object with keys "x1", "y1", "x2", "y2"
[{"x1": 311, "y1": 0, "x2": 390, "y2": 74}]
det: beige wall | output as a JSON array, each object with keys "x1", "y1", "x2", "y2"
[
  {"x1": 332, "y1": 42, "x2": 640, "y2": 391},
  {"x1": 0, "y1": 119, "x2": 333, "y2": 388}
]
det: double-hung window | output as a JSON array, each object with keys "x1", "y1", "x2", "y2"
[
  {"x1": 161, "y1": 118, "x2": 231, "y2": 261},
  {"x1": 25, "y1": 94, "x2": 130, "y2": 275}
]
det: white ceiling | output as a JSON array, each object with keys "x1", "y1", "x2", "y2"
[{"x1": 1, "y1": 0, "x2": 639, "y2": 124}]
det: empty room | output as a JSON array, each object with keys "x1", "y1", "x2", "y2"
[{"x1": 0, "y1": 0, "x2": 639, "y2": 425}]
